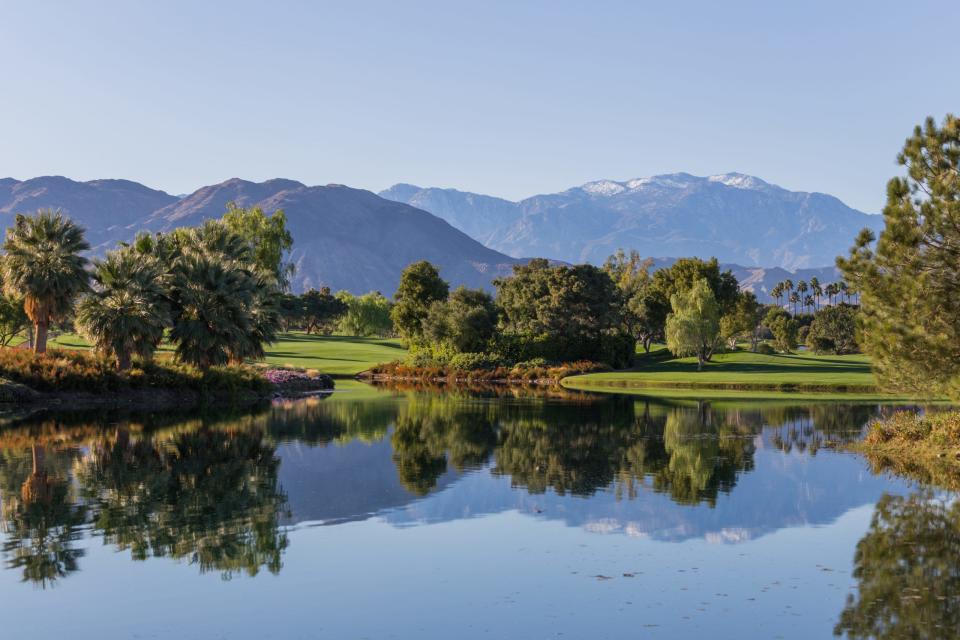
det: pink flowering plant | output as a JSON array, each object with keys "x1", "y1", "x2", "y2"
[{"x1": 263, "y1": 368, "x2": 312, "y2": 385}]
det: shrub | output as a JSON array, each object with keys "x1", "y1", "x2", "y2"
[
  {"x1": 755, "y1": 342, "x2": 776, "y2": 355},
  {"x1": 864, "y1": 410, "x2": 960, "y2": 446},
  {"x1": 447, "y1": 352, "x2": 500, "y2": 371},
  {"x1": 0, "y1": 347, "x2": 271, "y2": 394}
]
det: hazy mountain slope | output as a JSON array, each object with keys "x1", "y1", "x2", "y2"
[
  {"x1": 378, "y1": 183, "x2": 519, "y2": 247},
  {"x1": 380, "y1": 173, "x2": 883, "y2": 270},
  {"x1": 0, "y1": 176, "x2": 177, "y2": 246},
  {"x1": 137, "y1": 179, "x2": 523, "y2": 294}
]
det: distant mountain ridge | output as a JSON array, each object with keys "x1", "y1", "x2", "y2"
[
  {"x1": 0, "y1": 173, "x2": 865, "y2": 300},
  {"x1": 0, "y1": 176, "x2": 177, "y2": 246},
  {"x1": 380, "y1": 172, "x2": 883, "y2": 270},
  {"x1": 0, "y1": 176, "x2": 522, "y2": 295}
]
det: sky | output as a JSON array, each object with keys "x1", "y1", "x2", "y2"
[{"x1": 1, "y1": 1, "x2": 957, "y2": 213}]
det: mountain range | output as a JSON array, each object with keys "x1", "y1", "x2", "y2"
[
  {"x1": 380, "y1": 172, "x2": 883, "y2": 271},
  {"x1": 0, "y1": 176, "x2": 521, "y2": 295},
  {"x1": 0, "y1": 173, "x2": 879, "y2": 299}
]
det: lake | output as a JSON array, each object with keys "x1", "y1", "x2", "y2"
[{"x1": 0, "y1": 384, "x2": 955, "y2": 639}]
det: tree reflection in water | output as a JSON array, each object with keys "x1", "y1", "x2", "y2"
[
  {"x1": 389, "y1": 393, "x2": 763, "y2": 505},
  {"x1": 0, "y1": 444, "x2": 86, "y2": 587},
  {"x1": 76, "y1": 426, "x2": 289, "y2": 579},
  {"x1": 835, "y1": 491, "x2": 960, "y2": 639},
  {"x1": 0, "y1": 412, "x2": 290, "y2": 587},
  {"x1": 0, "y1": 389, "x2": 896, "y2": 588}
]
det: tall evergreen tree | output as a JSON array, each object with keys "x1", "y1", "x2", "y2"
[{"x1": 839, "y1": 114, "x2": 960, "y2": 398}]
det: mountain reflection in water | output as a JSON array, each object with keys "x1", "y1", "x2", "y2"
[{"x1": 0, "y1": 385, "x2": 955, "y2": 638}]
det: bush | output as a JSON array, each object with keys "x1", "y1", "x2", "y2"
[
  {"x1": 447, "y1": 352, "x2": 500, "y2": 371},
  {"x1": 755, "y1": 342, "x2": 776, "y2": 355},
  {"x1": 0, "y1": 347, "x2": 271, "y2": 394},
  {"x1": 368, "y1": 359, "x2": 609, "y2": 382},
  {"x1": 492, "y1": 331, "x2": 634, "y2": 368},
  {"x1": 864, "y1": 410, "x2": 960, "y2": 447},
  {"x1": 599, "y1": 333, "x2": 636, "y2": 369}
]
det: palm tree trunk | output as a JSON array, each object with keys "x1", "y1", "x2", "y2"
[
  {"x1": 34, "y1": 320, "x2": 48, "y2": 354},
  {"x1": 117, "y1": 350, "x2": 132, "y2": 370}
]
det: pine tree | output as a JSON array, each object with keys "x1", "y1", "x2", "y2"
[{"x1": 839, "y1": 114, "x2": 960, "y2": 398}]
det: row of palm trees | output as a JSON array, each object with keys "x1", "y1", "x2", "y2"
[
  {"x1": 0, "y1": 209, "x2": 281, "y2": 370},
  {"x1": 770, "y1": 277, "x2": 855, "y2": 315}
]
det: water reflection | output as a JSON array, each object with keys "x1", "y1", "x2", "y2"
[
  {"x1": 0, "y1": 444, "x2": 86, "y2": 587},
  {"x1": 0, "y1": 415, "x2": 290, "y2": 586},
  {"x1": 0, "y1": 389, "x2": 935, "y2": 592},
  {"x1": 836, "y1": 491, "x2": 960, "y2": 638}
]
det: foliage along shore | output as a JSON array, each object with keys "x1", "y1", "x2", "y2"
[
  {"x1": 849, "y1": 411, "x2": 960, "y2": 490},
  {"x1": 0, "y1": 348, "x2": 333, "y2": 409},
  {"x1": 362, "y1": 360, "x2": 610, "y2": 385}
]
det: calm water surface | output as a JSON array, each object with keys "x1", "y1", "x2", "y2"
[{"x1": 0, "y1": 385, "x2": 955, "y2": 639}]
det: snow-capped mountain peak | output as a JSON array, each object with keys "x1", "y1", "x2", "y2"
[
  {"x1": 707, "y1": 172, "x2": 769, "y2": 190},
  {"x1": 580, "y1": 179, "x2": 627, "y2": 196}
]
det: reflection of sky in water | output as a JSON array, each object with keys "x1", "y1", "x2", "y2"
[{"x1": 0, "y1": 391, "x2": 949, "y2": 639}]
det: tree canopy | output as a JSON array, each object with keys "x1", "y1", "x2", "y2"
[
  {"x1": 222, "y1": 202, "x2": 295, "y2": 290},
  {"x1": 839, "y1": 114, "x2": 960, "y2": 398},
  {"x1": 391, "y1": 261, "x2": 449, "y2": 345},
  {"x1": 665, "y1": 278, "x2": 721, "y2": 369},
  {"x1": 1, "y1": 209, "x2": 90, "y2": 353}
]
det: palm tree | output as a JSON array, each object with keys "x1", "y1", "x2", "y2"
[
  {"x1": 825, "y1": 282, "x2": 837, "y2": 306},
  {"x1": 169, "y1": 253, "x2": 257, "y2": 370},
  {"x1": 225, "y1": 272, "x2": 282, "y2": 365},
  {"x1": 789, "y1": 291, "x2": 800, "y2": 315},
  {"x1": 76, "y1": 248, "x2": 170, "y2": 369},
  {"x1": 796, "y1": 280, "x2": 809, "y2": 314},
  {"x1": 838, "y1": 281, "x2": 850, "y2": 304},
  {"x1": 809, "y1": 277, "x2": 822, "y2": 310},
  {"x1": 1, "y1": 210, "x2": 89, "y2": 353},
  {"x1": 771, "y1": 283, "x2": 783, "y2": 308},
  {"x1": 804, "y1": 295, "x2": 815, "y2": 314}
]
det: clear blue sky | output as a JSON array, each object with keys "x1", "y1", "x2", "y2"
[{"x1": 1, "y1": 0, "x2": 956, "y2": 212}]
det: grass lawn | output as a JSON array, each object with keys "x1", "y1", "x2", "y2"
[
  {"x1": 564, "y1": 346, "x2": 884, "y2": 395},
  {"x1": 261, "y1": 333, "x2": 405, "y2": 376},
  {"x1": 19, "y1": 331, "x2": 405, "y2": 378}
]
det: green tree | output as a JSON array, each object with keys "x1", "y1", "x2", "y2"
[
  {"x1": 604, "y1": 250, "x2": 665, "y2": 352},
  {"x1": 300, "y1": 287, "x2": 347, "y2": 335},
  {"x1": 222, "y1": 202, "x2": 295, "y2": 290},
  {"x1": 391, "y1": 261, "x2": 449, "y2": 345},
  {"x1": 809, "y1": 276, "x2": 822, "y2": 310},
  {"x1": 839, "y1": 114, "x2": 960, "y2": 398},
  {"x1": 76, "y1": 248, "x2": 170, "y2": 369},
  {"x1": 0, "y1": 294, "x2": 28, "y2": 346},
  {"x1": 495, "y1": 260, "x2": 627, "y2": 363},
  {"x1": 796, "y1": 280, "x2": 808, "y2": 312},
  {"x1": 422, "y1": 286, "x2": 498, "y2": 354},
  {"x1": 652, "y1": 257, "x2": 740, "y2": 315},
  {"x1": 1, "y1": 209, "x2": 89, "y2": 353},
  {"x1": 764, "y1": 307, "x2": 798, "y2": 353},
  {"x1": 665, "y1": 278, "x2": 720, "y2": 370},
  {"x1": 337, "y1": 291, "x2": 393, "y2": 337},
  {"x1": 170, "y1": 221, "x2": 282, "y2": 366},
  {"x1": 771, "y1": 282, "x2": 784, "y2": 308},
  {"x1": 168, "y1": 253, "x2": 257, "y2": 369},
  {"x1": 806, "y1": 304, "x2": 859, "y2": 354},
  {"x1": 720, "y1": 291, "x2": 760, "y2": 350},
  {"x1": 788, "y1": 290, "x2": 800, "y2": 315}
]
